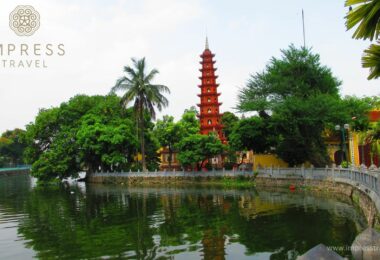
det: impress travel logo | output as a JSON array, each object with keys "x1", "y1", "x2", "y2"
[
  {"x1": 9, "y1": 5, "x2": 40, "y2": 36},
  {"x1": 1, "y1": 5, "x2": 65, "y2": 69}
]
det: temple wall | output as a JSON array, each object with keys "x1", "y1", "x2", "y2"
[{"x1": 247, "y1": 153, "x2": 288, "y2": 170}]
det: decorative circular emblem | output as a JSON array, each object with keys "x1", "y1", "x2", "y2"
[{"x1": 9, "y1": 5, "x2": 40, "y2": 36}]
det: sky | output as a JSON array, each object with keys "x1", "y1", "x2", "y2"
[{"x1": 0, "y1": 0, "x2": 379, "y2": 133}]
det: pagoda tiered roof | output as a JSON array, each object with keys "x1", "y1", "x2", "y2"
[
  {"x1": 197, "y1": 93, "x2": 221, "y2": 97},
  {"x1": 196, "y1": 37, "x2": 225, "y2": 142},
  {"x1": 196, "y1": 102, "x2": 223, "y2": 107},
  {"x1": 198, "y1": 75, "x2": 219, "y2": 80}
]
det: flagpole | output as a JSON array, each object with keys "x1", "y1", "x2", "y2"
[{"x1": 302, "y1": 9, "x2": 306, "y2": 48}]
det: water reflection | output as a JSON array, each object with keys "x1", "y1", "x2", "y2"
[{"x1": 0, "y1": 174, "x2": 367, "y2": 259}]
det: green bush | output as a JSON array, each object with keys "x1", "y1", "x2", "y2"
[{"x1": 341, "y1": 161, "x2": 351, "y2": 168}]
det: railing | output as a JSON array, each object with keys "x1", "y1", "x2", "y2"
[
  {"x1": 256, "y1": 166, "x2": 380, "y2": 197},
  {"x1": 92, "y1": 168, "x2": 253, "y2": 178},
  {"x1": 0, "y1": 166, "x2": 31, "y2": 173}
]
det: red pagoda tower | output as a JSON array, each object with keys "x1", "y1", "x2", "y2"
[{"x1": 197, "y1": 38, "x2": 226, "y2": 142}]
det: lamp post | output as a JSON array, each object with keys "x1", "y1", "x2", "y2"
[{"x1": 335, "y1": 124, "x2": 349, "y2": 165}]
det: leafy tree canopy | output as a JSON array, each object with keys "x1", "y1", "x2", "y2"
[
  {"x1": 24, "y1": 95, "x2": 153, "y2": 181},
  {"x1": 236, "y1": 45, "x2": 345, "y2": 166},
  {"x1": 154, "y1": 108, "x2": 200, "y2": 169},
  {"x1": 177, "y1": 134, "x2": 225, "y2": 170},
  {"x1": 179, "y1": 107, "x2": 200, "y2": 135},
  {"x1": 0, "y1": 128, "x2": 27, "y2": 167},
  {"x1": 237, "y1": 45, "x2": 341, "y2": 114},
  {"x1": 229, "y1": 116, "x2": 276, "y2": 154}
]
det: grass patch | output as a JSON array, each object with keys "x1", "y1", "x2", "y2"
[
  {"x1": 352, "y1": 193, "x2": 360, "y2": 205},
  {"x1": 219, "y1": 176, "x2": 256, "y2": 188}
]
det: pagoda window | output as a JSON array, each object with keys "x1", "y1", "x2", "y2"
[
  {"x1": 207, "y1": 88, "x2": 210, "y2": 93},
  {"x1": 207, "y1": 98, "x2": 211, "y2": 102},
  {"x1": 208, "y1": 120, "x2": 212, "y2": 125},
  {"x1": 207, "y1": 108, "x2": 211, "y2": 113}
]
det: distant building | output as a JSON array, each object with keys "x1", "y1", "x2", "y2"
[{"x1": 159, "y1": 147, "x2": 181, "y2": 171}]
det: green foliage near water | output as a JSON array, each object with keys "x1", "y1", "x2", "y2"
[
  {"x1": 154, "y1": 106, "x2": 231, "y2": 171},
  {"x1": 176, "y1": 133, "x2": 225, "y2": 170},
  {"x1": 23, "y1": 95, "x2": 159, "y2": 181},
  {"x1": 219, "y1": 176, "x2": 256, "y2": 188},
  {"x1": 0, "y1": 128, "x2": 27, "y2": 167},
  {"x1": 154, "y1": 108, "x2": 200, "y2": 169}
]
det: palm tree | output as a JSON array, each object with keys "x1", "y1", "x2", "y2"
[
  {"x1": 362, "y1": 42, "x2": 380, "y2": 80},
  {"x1": 345, "y1": 0, "x2": 380, "y2": 41},
  {"x1": 345, "y1": 0, "x2": 380, "y2": 79},
  {"x1": 111, "y1": 58, "x2": 170, "y2": 171}
]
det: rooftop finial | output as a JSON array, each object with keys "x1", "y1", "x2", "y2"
[{"x1": 205, "y1": 36, "x2": 209, "y2": 50}]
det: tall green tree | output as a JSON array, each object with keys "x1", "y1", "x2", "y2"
[
  {"x1": 237, "y1": 45, "x2": 343, "y2": 166},
  {"x1": 238, "y1": 45, "x2": 340, "y2": 113},
  {"x1": 111, "y1": 58, "x2": 170, "y2": 171},
  {"x1": 345, "y1": 0, "x2": 380, "y2": 79}
]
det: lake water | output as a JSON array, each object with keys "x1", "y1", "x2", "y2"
[{"x1": 0, "y1": 173, "x2": 367, "y2": 259}]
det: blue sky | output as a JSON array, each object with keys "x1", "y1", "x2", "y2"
[{"x1": 0, "y1": 0, "x2": 378, "y2": 133}]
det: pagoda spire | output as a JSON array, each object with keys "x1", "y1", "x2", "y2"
[{"x1": 197, "y1": 39, "x2": 225, "y2": 142}]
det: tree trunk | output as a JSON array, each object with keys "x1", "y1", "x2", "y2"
[{"x1": 140, "y1": 104, "x2": 147, "y2": 172}]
